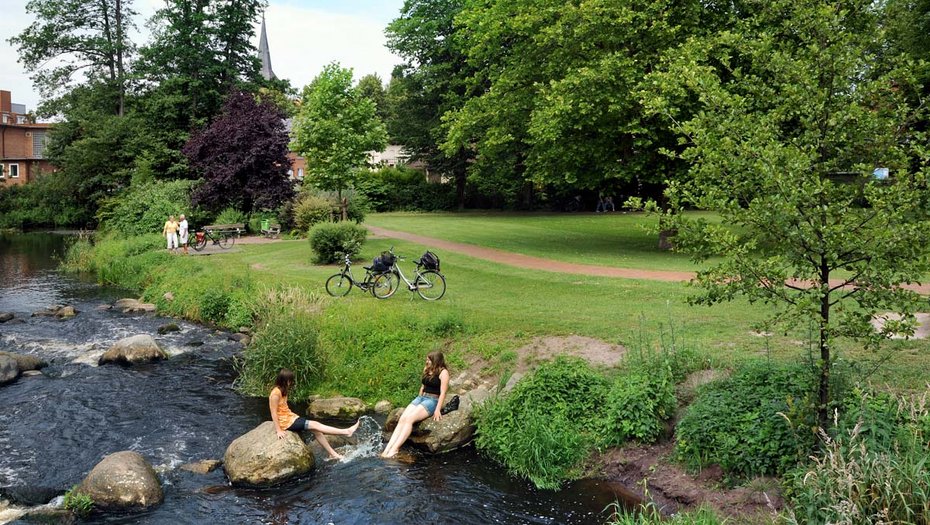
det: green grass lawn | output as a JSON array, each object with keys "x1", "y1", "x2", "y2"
[
  {"x1": 192, "y1": 233, "x2": 930, "y2": 392},
  {"x1": 363, "y1": 210, "x2": 722, "y2": 272}
]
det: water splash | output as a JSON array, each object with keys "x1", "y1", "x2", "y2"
[{"x1": 337, "y1": 416, "x2": 383, "y2": 462}]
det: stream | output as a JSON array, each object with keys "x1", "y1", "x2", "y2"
[{"x1": 0, "y1": 232, "x2": 626, "y2": 524}]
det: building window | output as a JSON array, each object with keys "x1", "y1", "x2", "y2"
[
  {"x1": 32, "y1": 131, "x2": 47, "y2": 158},
  {"x1": 297, "y1": 168, "x2": 304, "y2": 179},
  {"x1": 9, "y1": 164, "x2": 19, "y2": 178},
  {"x1": 16, "y1": 115, "x2": 26, "y2": 124}
]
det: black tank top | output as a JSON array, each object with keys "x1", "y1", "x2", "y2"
[{"x1": 422, "y1": 373, "x2": 442, "y2": 395}]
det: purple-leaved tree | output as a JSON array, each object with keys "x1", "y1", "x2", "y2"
[{"x1": 184, "y1": 90, "x2": 295, "y2": 213}]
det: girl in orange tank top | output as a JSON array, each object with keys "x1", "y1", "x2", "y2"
[{"x1": 269, "y1": 368, "x2": 360, "y2": 460}]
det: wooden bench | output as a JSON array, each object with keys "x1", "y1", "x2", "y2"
[
  {"x1": 261, "y1": 223, "x2": 281, "y2": 239},
  {"x1": 202, "y1": 223, "x2": 245, "y2": 237}
]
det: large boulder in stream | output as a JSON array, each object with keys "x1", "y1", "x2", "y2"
[
  {"x1": 0, "y1": 312, "x2": 14, "y2": 323},
  {"x1": 99, "y1": 335, "x2": 166, "y2": 365},
  {"x1": 0, "y1": 354, "x2": 19, "y2": 385},
  {"x1": 384, "y1": 386, "x2": 494, "y2": 454},
  {"x1": 0, "y1": 351, "x2": 47, "y2": 372},
  {"x1": 224, "y1": 422, "x2": 315, "y2": 486},
  {"x1": 76, "y1": 451, "x2": 163, "y2": 510},
  {"x1": 307, "y1": 397, "x2": 367, "y2": 419},
  {"x1": 114, "y1": 298, "x2": 157, "y2": 313}
]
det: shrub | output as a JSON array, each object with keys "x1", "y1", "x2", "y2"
[
  {"x1": 475, "y1": 358, "x2": 609, "y2": 489},
  {"x1": 0, "y1": 172, "x2": 90, "y2": 228},
  {"x1": 214, "y1": 206, "x2": 247, "y2": 226},
  {"x1": 357, "y1": 166, "x2": 456, "y2": 212},
  {"x1": 784, "y1": 390, "x2": 930, "y2": 525},
  {"x1": 96, "y1": 180, "x2": 195, "y2": 236},
  {"x1": 675, "y1": 361, "x2": 819, "y2": 478},
  {"x1": 601, "y1": 367, "x2": 676, "y2": 445},
  {"x1": 294, "y1": 193, "x2": 334, "y2": 232},
  {"x1": 308, "y1": 222, "x2": 367, "y2": 263}
]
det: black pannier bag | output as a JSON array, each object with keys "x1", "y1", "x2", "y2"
[
  {"x1": 419, "y1": 250, "x2": 440, "y2": 271},
  {"x1": 371, "y1": 251, "x2": 396, "y2": 273}
]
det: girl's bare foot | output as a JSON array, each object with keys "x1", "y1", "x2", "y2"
[
  {"x1": 380, "y1": 449, "x2": 396, "y2": 459},
  {"x1": 346, "y1": 420, "x2": 360, "y2": 437},
  {"x1": 328, "y1": 453, "x2": 344, "y2": 460}
]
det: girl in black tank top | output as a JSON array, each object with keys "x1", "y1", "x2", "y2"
[{"x1": 381, "y1": 351, "x2": 450, "y2": 458}]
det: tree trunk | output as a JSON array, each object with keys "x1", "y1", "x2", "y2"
[
  {"x1": 818, "y1": 259, "x2": 831, "y2": 430},
  {"x1": 455, "y1": 150, "x2": 467, "y2": 210}
]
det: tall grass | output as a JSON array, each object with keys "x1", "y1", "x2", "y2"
[
  {"x1": 783, "y1": 390, "x2": 930, "y2": 525},
  {"x1": 607, "y1": 502, "x2": 728, "y2": 525}
]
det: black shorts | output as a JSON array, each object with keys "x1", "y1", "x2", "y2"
[{"x1": 286, "y1": 417, "x2": 308, "y2": 432}]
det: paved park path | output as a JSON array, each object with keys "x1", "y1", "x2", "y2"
[{"x1": 366, "y1": 225, "x2": 930, "y2": 295}]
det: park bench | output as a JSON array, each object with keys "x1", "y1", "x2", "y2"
[{"x1": 202, "y1": 223, "x2": 245, "y2": 237}]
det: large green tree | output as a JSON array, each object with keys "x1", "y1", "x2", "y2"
[
  {"x1": 10, "y1": 0, "x2": 136, "y2": 116},
  {"x1": 386, "y1": 0, "x2": 474, "y2": 208},
  {"x1": 646, "y1": 0, "x2": 930, "y2": 427},
  {"x1": 291, "y1": 63, "x2": 388, "y2": 198}
]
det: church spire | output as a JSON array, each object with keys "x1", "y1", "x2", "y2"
[{"x1": 259, "y1": 14, "x2": 276, "y2": 81}]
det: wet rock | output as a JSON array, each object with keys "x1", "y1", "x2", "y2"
[
  {"x1": 307, "y1": 397, "x2": 367, "y2": 419},
  {"x1": 184, "y1": 341, "x2": 204, "y2": 347},
  {"x1": 114, "y1": 298, "x2": 156, "y2": 313},
  {"x1": 76, "y1": 451, "x2": 163, "y2": 510},
  {"x1": 21, "y1": 370, "x2": 42, "y2": 378},
  {"x1": 227, "y1": 333, "x2": 249, "y2": 344},
  {"x1": 6, "y1": 318, "x2": 25, "y2": 325},
  {"x1": 157, "y1": 323, "x2": 180, "y2": 335},
  {"x1": 56, "y1": 306, "x2": 77, "y2": 319},
  {"x1": 0, "y1": 485, "x2": 60, "y2": 506},
  {"x1": 410, "y1": 386, "x2": 492, "y2": 454},
  {"x1": 224, "y1": 422, "x2": 315, "y2": 486},
  {"x1": 384, "y1": 407, "x2": 402, "y2": 433},
  {"x1": 163, "y1": 292, "x2": 174, "y2": 302},
  {"x1": 238, "y1": 327, "x2": 252, "y2": 335},
  {"x1": 99, "y1": 335, "x2": 167, "y2": 366},
  {"x1": 0, "y1": 312, "x2": 14, "y2": 323},
  {"x1": 0, "y1": 351, "x2": 47, "y2": 371},
  {"x1": 96, "y1": 304, "x2": 113, "y2": 311},
  {"x1": 23, "y1": 506, "x2": 76, "y2": 524},
  {"x1": 0, "y1": 354, "x2": 19, "y2": 385},
  {"x1": 374, "y1": 400, "x2": 393, "y2": 414},
  {"x1": 180, "y1": 459, "x2": 222, "y2": 475}
]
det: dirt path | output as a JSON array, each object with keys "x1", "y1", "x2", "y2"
[{"x1": 367, "y1": 226, "x2": 930, "y2": 294}]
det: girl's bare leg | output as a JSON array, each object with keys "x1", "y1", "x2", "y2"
[
  {"x1": 312, "y1": 431, "x2": 343, "y2": 460},
  {"x1": 307, "y1": 419, "x2": 359, "y2": 436},
  {"x1": 381, "y1": 405, "x2": 429, "y2": 458}
]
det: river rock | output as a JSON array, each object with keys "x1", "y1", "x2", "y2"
[
  {"x1": 99, "y1": 335, "x2": 166, "y2": 365},
  {"x1": 224, "y1": 422, "x2": 315, "y2": 486},
  {"x1": 307, "y1": 397, "x2": 367, "y2": 419},
  {"x1": 0, "y1": 355, "x2": 19, "y2": 385},
  {"x1": 0, "y1": 352, "x2": 47, "y2": 371},
  {"x1": 76, "y1": 451, "x2": 164, "y2": 510},
  {"x1": 384, "y1": 386, "x2": 494, "y2": 454},
  {"x1": 114, "y1": 298, "x2": 157, "y2": 313},
  {"x1": 180, "y1": 459, "x2": 222, "y2": 475},
  {"x1": 374, "y1": 400, "x2": 393, "y2": 414},
  {"x1": 0, "y1": 312, "x2": 13, "y2": 323},
  {"x1": 157, "y1": 323, "x2": 180, "y2": 335},
  {"x1": 56, "y1": 306, "x2": 77, "y2": 319},
  {"x1": 31, "y1": 305, "x2": 77, "y2": 318}
]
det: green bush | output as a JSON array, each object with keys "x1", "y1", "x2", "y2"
[
  {"x1": 0, "y1": 172, "x2": 91, "y2": 229},
  {"x1": 475, "y1": 358, "x2": 609, "y2": 489},
  {"x1": 784, "y1": 389, "x2": 930, "y2": 525},
  {"x1": 356, "y1": 166, "x2": 456, "y2": 212},
  {"x1": 214, "y1": 206, "x2": 247, "y2": 226},
  {"x1": 96, "y1": 180, "x2": 195, "y2": 236},
  {"x1": 294, "y1": 193, "x2": 334, "y2": 232},
  {"x1": 308, "y1": 222, "x2": 367, "y2": 263},
  {"x1": 235, "y1": 311, "x2": 324, "y2": 400},
  {"x1": 675, "y1": 361, "x2": 818, "y2": 478},
  {"x1": 601, "y1": 367, "x2": 676, "y2": 445}
]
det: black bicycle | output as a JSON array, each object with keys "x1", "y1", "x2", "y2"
[
  {"x1": 325, "y1": 254, "x2": 395, "y2": 297},
  {"x1": 191, "y1": 227, "x2": 236, "y2": 251}
]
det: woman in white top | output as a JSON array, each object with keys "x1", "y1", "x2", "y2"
[{"x1": 178, "y1": 214, "x2": 189, "y2": 255}]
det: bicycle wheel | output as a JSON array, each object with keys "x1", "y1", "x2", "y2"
[
  {"x1": 192, "y1": 235, "x2": 207, "y2": 252},
  {"x1": 218, "y1": 234, "x2": 234, "y2": 249},
  {"x1": 372, "y1": 272, "x2": 399, "y2": 299},
  {"x1": 415, "y1": 270, "x2": 446, "y2": 301},
  {"x1": 325, "y1": 273, "x2": 353, "y2": 297}
]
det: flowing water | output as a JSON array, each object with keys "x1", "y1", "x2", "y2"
[{"x1": 0, "y1": 232, "x2": 629, "y2": 524}]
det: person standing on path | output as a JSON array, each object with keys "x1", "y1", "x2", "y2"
[
  {"x1": 269, "y1": 368, "x2": 360, "y2": 460},
  {"x1": 178, "y1": 214, "x2": 189, "y2": 255},
  {"x1": 162, "y1": 215, "x2": 179, "y2": 253}
]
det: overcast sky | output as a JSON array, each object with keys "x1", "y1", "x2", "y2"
[{"x1": 0, "y1": 0, "x2": 405, "y2": 114}]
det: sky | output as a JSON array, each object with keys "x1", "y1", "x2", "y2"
[{"x1": 0, "y1": 0, "x2": 406, "y2": 114}]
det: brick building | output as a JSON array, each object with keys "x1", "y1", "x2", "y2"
[{"x1": 1, "y1": 90, "x2": 54, "y2": 186}]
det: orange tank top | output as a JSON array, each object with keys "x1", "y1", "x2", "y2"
[{"x1": 272, "y1": 387, "x2": 299, "y2": 431}]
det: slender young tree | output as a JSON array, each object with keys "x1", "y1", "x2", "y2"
[
  {"x1": 645, "y1": 0, "x2": 930, "y2": 428},
  {"x1": 291, "y1": 63, "x2": 388, "y2": 199}
]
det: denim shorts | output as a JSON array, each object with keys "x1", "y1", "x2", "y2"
[{"x1": 410, "y1": 395, "x2": 439, "y2": 416}]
